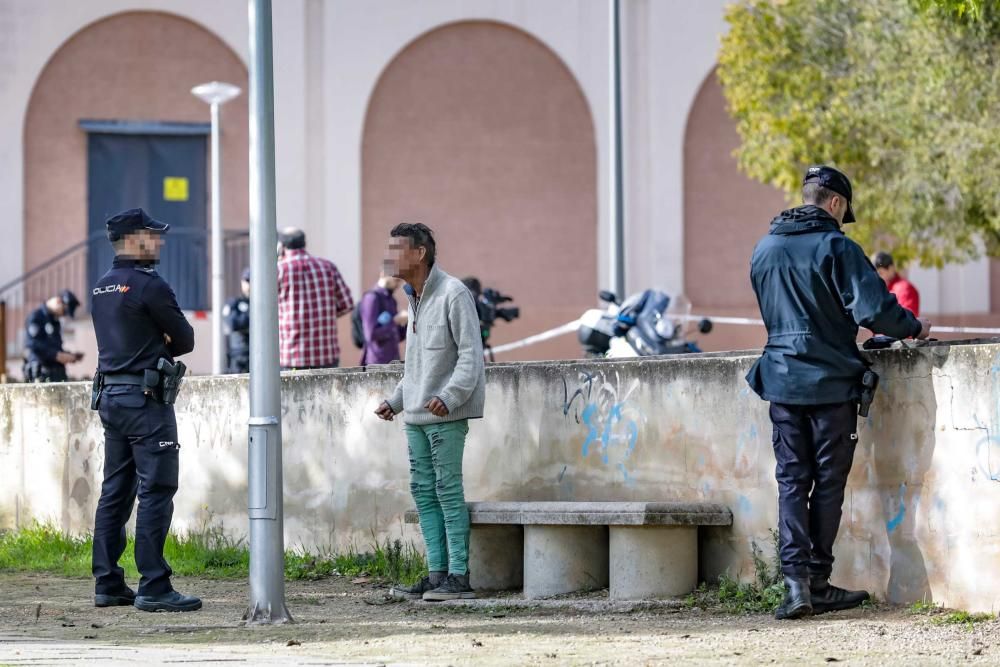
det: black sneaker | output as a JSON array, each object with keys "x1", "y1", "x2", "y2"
[
  {"x1": 95, "y1": 588, "x2": 136, "y2": 608},
  {"x1": 810, "y1": 581, "x2": 869, "y2": 614},
  {"x1": 423, "y1": 573, "x2": 476, "y2": 602},
  {"x1": 390, "y1": 575, "x2": 440, "y2": 601},
  {"x1": 134, "y1": 590, "x2": 202, "y2": 613}
]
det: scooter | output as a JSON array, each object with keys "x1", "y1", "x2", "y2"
[{"x1": 577, "y1": 289, "x2": 713, "y2": 358}]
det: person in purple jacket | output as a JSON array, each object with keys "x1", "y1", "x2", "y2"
[{"x1": 359, "y1": 271, "x2": 408, "y2": 366}]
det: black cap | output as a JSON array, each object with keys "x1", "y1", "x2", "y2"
[
  {"x1": 106, "y1": 208, "x2": 170, "y2": 242},
  {"x1": 873, "y1": 251, "x2": 894, "y2": 269},
  {"x1": 241, "y1": 267, "x2": 251, "y2": 282},
  {"x1": 60, "y1": 289, "x2": 80, "y2": 318},
  {"x1": 803, "y1": 165, "x2": 855, "y2": 223}
]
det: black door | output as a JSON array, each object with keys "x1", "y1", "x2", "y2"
[{"x1": 83, "y1": 121, "x2": 209, "y2": 310}]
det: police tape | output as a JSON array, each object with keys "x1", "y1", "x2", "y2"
[{"x1": 486, "y1": 315, "x2": 1000, "y2": 357}]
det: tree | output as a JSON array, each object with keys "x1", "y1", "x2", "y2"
[{"x1": 718, "y1": 0, "x2": 1000, "y2": 267}]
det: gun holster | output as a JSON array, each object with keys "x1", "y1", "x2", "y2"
[
  {"x1": 156, "y1": 358, "x2": 187, "y2": 406},
  {"x1": 90, "y1": 372, "x2": 104, "y2": 410},
  {"x1": 858, "y1": 368, "x2": 880, "y2": 418}
]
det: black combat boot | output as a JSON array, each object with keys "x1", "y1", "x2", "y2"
[
  {"x1": 810, "y1": 577, "x2": 869, "y2": 614},
  {"x1": 774, "y1": 576, "x2": 813, "y2": 620}
]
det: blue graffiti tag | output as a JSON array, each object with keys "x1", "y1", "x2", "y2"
[
  {"x1": 563, "y1": 371, "x2": 644, "y2": 481},
  {"x1": 886, "y1": 482, "x2": 906, "y2": 533}
]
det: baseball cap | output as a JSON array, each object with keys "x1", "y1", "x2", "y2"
[
  {"x1": 106, "y1": 208, "x2": 170, "y2": 242},
  {"x1": 803, "y1": 165, "x2": 856, "y2": 223},
  {"x1": 241, "y1": 267, "x2": 251, "y2": 282}
]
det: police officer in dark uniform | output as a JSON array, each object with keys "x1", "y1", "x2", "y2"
[
  {"x1": 223, "y1": 268, "x2": 250, "y2": 373},
  {"x1": 90, "y1": 208, "x2": 201, "y2": 613},
  {"x1": 747, "y1": 166, "x2": 931, "y2": 620},
  {"x1": 23, "y1": 289, "x2": 83, "y2": 382}
]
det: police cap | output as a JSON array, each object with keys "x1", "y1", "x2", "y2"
[
  {"x1": 60, "y1": 289, "x2": 80, "y2": 318},
  {"x1": 106, "y1": 208, "x2": 170, "y2": 242},
  {"x1": 803, "y1": 165, "x2": 856, "y2": 223}
]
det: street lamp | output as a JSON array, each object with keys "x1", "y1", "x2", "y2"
[{"x1": 192, "y1": 81, "x2": 242, "y2": 376}]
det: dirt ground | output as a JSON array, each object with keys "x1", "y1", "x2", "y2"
[{"x1": 1, "y1": 573, "x2": 998, "y2": 666}]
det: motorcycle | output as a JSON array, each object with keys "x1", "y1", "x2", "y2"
[{"x1": 577, "y1": 289, "x2": 713, "y2": 358}]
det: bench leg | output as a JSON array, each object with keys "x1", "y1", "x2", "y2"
[
  {"x1": 468, "y1": 525, "x2": 523, "y2": 592},
  {"x1": 609, "y1": 526, "x2": 697, "y2": 600},
  {"x1": 523, "y1": 525, "x2": 609, "y2": 599}
]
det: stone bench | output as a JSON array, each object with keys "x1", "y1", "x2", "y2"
[{"x1": 404, "y1": 501, "x2": 732, "y2": 600}]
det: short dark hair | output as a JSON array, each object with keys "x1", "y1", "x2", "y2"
[
  {"x1": 873, "y1": 252, "x2": 894, "y2": 269},
  {"x1": 390, "y1": 223, "x2": 436, "y2": 266},
  {"x1": 802, "y1": 182, "x2": 837, "y2": 206},
  {"x1": 278, "y1": 228, "x2": 306, "y2": 250}
]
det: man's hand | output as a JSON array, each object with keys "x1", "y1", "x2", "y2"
[
  {"x1": 55, "y1": 351, "x2": 77, "y2": 365},
  {"x1": 917, "y1": 318, "x2": 932, "y2": 340},
  {"x1": 425, "y1": 397, "x2": 449, "y2": 418},
  {"x1": 375, "y1": 401, "x2": 395, "y2": 421},
  {"x1": 393, "y1": 311, "x2": 409, "y2": 327}
]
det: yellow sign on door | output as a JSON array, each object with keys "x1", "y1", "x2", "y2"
[{"x1": 163, "y1": 177, "x2": 189, "y2": 202}]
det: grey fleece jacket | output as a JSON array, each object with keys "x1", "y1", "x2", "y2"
[{"x1": 386, "y1": 265, "x2": 486, "y2": 425}]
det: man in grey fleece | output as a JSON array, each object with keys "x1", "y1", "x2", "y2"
[{"x1": 375, "y1": 223, "x2": 486, "y2": 601}]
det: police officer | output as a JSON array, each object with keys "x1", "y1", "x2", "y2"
[
  {"x1": 223, "y1": 268, "x2": 250, "y2": 373},
  {"x1": 747, "y1": 166, "x2": 931, "y2": 620},
  {"x1": 23, "y1": 289, "x2": 83, "y2": 382},
  {"x1": 90, "y1": 208, "x2": 201, "y2": 613}
]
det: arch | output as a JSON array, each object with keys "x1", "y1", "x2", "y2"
[
  {"x1": 682, "y1": 67, "x2": 785, "y2": 312},
  {"x1": 361, "y1": 21, "x2": 598, "y2": 361},
  {"x1": 22, "y1": 10, "x2": 249, "y2": 276}
]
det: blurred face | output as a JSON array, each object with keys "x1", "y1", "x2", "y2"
[
  {"x1": 120, "y1": 230, "x2": 165, "y2": 262},
  {"x1": 385, "y1": 236, "x2": 425, "y2": 279},
  {"x1": 876, "y1": 266, "x2": 895, "y2": 283},
  {"x1": 47, "y1": 297, "x2": 66, "y2": 317},
  {"x1": 241, "y1": 279, "x2": 251, "y2": 297}
]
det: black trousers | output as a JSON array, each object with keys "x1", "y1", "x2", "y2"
[
  {"x1": 769, "y1": 401, "x2": 858, "y2": 580},
  {"x1": 92, "y1": 386, "x2": 179, "y2": 597}
]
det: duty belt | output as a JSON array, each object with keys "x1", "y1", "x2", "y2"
[{"x1": 101, "y1": 373, "x2": 146, "y2": 386}]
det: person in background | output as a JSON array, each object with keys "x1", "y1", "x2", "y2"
[
  {"x1": 23, "y1": 289, "x2": 84, "y2": 382},
  {"x1": 276, "y1": 228, "x2": 354, "y2": 370},
  {"x1": 358, "y1": 270, "x2": 407, "y2": 367},
  {"x1": 872, "y1": 252, "x2": 920, "y2": 317},
  {"x1": 223, "y1": 268, "x2": 250, "y2": 374}
]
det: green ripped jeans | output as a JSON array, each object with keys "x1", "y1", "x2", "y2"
[{"x1": 405, "y1": 420, "x2": 470, "y2": 575}]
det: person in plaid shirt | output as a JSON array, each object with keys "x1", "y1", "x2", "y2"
[{"x1": 277, "y1": 228, "x2": 354, "y2": 369}]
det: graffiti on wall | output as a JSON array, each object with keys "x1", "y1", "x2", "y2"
[{"x1": 562, "y1": 371, "x2": 646, "y2": 481}]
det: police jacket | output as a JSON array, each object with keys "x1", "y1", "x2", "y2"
[
  {"x1": 25, "y1": 304, "x2": 63, "y2": 365},
  {"x1": 747, "y1": 205, "x2": 921, "y2": 405},
  {"x1": 224, "y1": 295, "x2": 250, "y2": 354},
  {"x1": 91, "y1": 258, "x2": 195, "y2": 374}
]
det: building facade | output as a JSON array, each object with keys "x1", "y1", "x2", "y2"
[{"x1": 0, "y1": 0, "x2": 994, "y2": 376}]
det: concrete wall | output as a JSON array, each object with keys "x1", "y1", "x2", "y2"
[{"x1": 4, "y1": 341, "x2": 1000, "y2": 611}]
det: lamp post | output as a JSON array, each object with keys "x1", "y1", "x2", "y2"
[{"x1": 192, "y1": 81, "x2": 241, "y2": 376}]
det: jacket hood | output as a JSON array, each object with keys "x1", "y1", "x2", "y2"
[{"x1": 769, "y1": 205, "x2": 842, "y2": 236}]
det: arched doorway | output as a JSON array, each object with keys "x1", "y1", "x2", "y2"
[
  {"x1": 361, "y1": 21, "x2": 597, "y2": 362},
  {"x1": 23, "y1": 11, "x2": 249, "y2": 308},
  {"x1": 683, "y1": 68, "x2": 784, "y2": 351}
]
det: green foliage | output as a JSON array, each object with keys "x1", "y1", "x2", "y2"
[
  {"x1": 907, "y1": 598, "x2": 941, "y2": 614},
  {"x1": 0, "y1": 523, "x2": 425, "y2": 585},
  {"x1": 934, "y1": 610, "x2": 996, "y2": 628},
  {"x1": 686, "y1": 530, "x2": 785, "y2": 614},
  {"x1": 719, "y1": 0, "x2": 1000, "y2": 267}
]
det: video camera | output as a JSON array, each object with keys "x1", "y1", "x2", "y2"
[{"x1": 478, "y1": 288, "x2": 520, "y2": 328}]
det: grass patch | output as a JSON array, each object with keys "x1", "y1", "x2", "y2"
[
  {"x1": 933, "y1": 611, "x2": 995, "y2": 628},
  {"x1": 906, "y1": 598, "x2": 940, "y2": 615},
  {"x1": 0, "y1": 523, "x2": 425, "y2": 585},
  {"x1": 685, "y1": 530, "x2": 785, "y2": 614}
]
